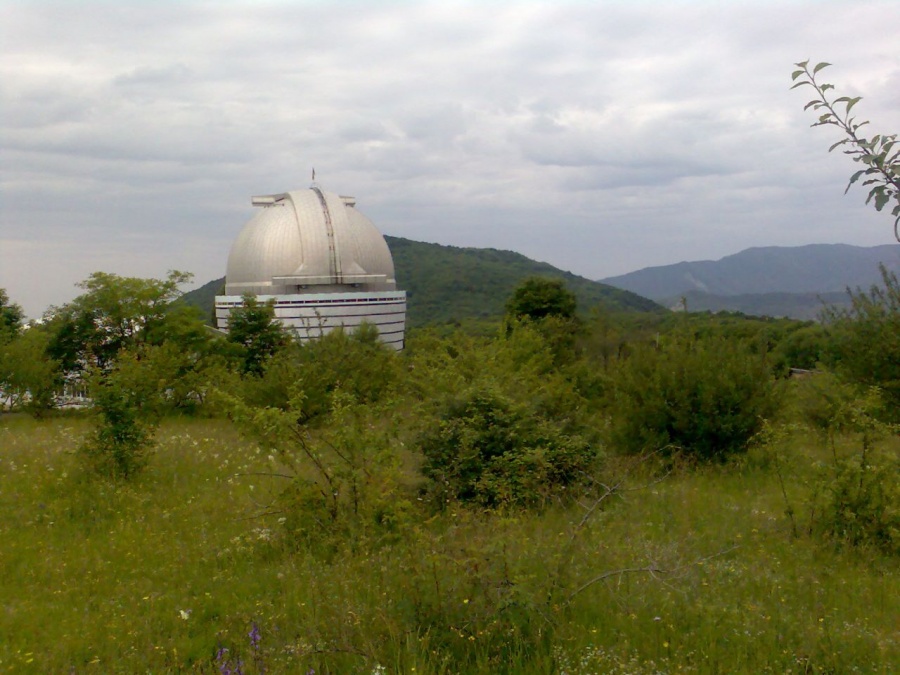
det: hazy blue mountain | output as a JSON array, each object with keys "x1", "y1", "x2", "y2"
[
  {"x1": 599, "y1": 243, "x2": 899, "y2": 319},
  {"x1": 181, "y1": 235, "x2": 661, "y2": 327},
  {"x1": 601, "y1": 244, "x2": 900, "y2": 299}
]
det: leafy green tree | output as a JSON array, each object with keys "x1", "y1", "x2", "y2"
[
  {"x1": 226, "y1": 294, "x2": 289, "y2": 375},
  {"x1": 0, "y1": 289, "x2": 24, "y2": 346},
  {"x1": 0, "y1": 327, "x2": 61, "y2": 416},
  {"x1": 506, "y1": 277, "x2": 577, "y2": 322},
  {"x1": 792, "y1": 60, "x2": 900, "y2": 239},
  {"x1": 47, "y1": 271, "x2": 194, "y2": 373}
]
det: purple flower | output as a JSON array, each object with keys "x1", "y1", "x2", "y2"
[{"x1": 249, "y1": 622, "x2": 261, "y2": 649}]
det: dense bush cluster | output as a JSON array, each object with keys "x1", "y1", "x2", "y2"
[
  {"x1": 607, "y1": 335, "x2": 781, "y2": 460},
  {"x1": 420, "y1": 387, "x2": 597, "y2": 508}
]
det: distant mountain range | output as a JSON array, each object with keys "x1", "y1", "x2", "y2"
[
  {"x1": 600, "y1": 244, "x2": 900, "y2": 319},
  {"x1": 181, "y1": 236, "x2": 661, "y2": 327}
]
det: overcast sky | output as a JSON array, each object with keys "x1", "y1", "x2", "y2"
[{"x1": 2, "y1": 1, "x2": 899, "y2": 317}]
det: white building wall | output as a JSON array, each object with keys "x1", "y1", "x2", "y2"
[{"x1": 215, "y1": 291, "x2": 407, "y2": 350}]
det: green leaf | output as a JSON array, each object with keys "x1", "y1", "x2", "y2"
[
  {"x1": 791, "y1": 69, "x2": 805, "y2": 81},
  {"x1": 790, "y1": 81, "x2": 812, "y2": 90},
  {"x1": 846, "y1": 96, "x2": 862, "y2": 113},
  {"x1": 845, "y1": 171, "x2": 866, "y2": 194},
  {"x1": 795, "y1": 60, "x2": 809, "y2": 68},
  {"x1": 813, "y1": 62, "x2": 831, "y2": 74},
  {"x1": 829, "y1": 139, "x2": 849, "y2": 152}
]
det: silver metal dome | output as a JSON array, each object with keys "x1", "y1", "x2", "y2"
[{"x1": 225, "y1": 187, "x2": 397, "y2": 296}]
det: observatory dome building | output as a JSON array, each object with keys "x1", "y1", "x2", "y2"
[{"x1": 215, "y1": 187, "x2": 407, "y2": 349}]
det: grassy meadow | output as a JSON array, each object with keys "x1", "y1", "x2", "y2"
[{"x1": 1, "y1": 413, "x2": 897, "y2": 674}]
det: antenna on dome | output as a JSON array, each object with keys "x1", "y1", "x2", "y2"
[{"x1": 311, "y1": 167, "x2": 317, "y2": 187}]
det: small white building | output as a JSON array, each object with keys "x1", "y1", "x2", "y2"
[{"x1": 215, "y1": 187, "x2": 407, "y2": 349}]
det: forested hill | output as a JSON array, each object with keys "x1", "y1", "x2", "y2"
[{"x1": 181, "y1": 236, "x2": 661, "y2": 327}]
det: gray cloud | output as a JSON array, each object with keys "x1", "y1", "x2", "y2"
[{"x1": 1, "y1": 1, "x2": 899, "y2": 317}]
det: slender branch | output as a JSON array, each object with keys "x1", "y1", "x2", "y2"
[{"x1": 566, "y1": 544, "x2": 741, "y2": 604}]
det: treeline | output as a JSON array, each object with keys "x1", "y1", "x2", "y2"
[{"x1": 1, "y1": 271, "x2": 897, "y2": 475}]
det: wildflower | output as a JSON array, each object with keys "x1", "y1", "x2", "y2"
[
  {"x1": 179, "y1": 609, "x2": 192, "y2": 620},
  {"x1": 249, "y1": 622, "x2": 261, "y2": 648}
]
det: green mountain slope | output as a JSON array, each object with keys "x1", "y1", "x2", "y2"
[{"x1": 181, "y1": 236, "x2": 661, "y2": 327}]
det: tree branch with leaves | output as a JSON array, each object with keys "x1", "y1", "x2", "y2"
[{"x1": 791, "y1": 60, "x2": 900, "y2": 240}]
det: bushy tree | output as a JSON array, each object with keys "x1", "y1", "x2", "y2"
[
  {"x1": 419, "y1": 387, "x2": 597, "y2": 508},
  {"x1": 79, "y1": 362, "x2": 158, "y2": 479},
  {"x1": 0, "y1": 289, "x2": 24, "y2": 346},
  {"x1": 46, "y1": 271, "x2": 194, "y2": 373},
  {"x1": 506, "y1": 277, "x2": 577, "y2": 322},
  {"x1": 792, "y1": 60, "x2": 900, "y2": 239},
  {"x1": 225, "y1": 294, "x2": 289, "y2": 375},
  {"x1": 608, "y1": 335, "x2": 780, "y2": 461},
  {"x1": 0, "y1": 327, "x2": 61, "y2": 416}
]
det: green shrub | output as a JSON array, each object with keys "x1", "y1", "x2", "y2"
[
  {"x1": 79, "y1": 380, "x2": 156, "y2": 479},
  {"x1": 825, "y1": 265, "x2": 900, "y2": 421},
  {"x1": 813, "y1": 453, "x2": 900, "y2": 555},
  {"x1": 419, "y1": 387, "x2": 598, "y2": 508},
  {"x1": 241, "y1": 324, "x2": 399, "y2": 423},
  {"x1": 607, "y1": 335, "x2": 780, "y2": 461}
]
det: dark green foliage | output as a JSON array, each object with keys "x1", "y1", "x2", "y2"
[
  {"x1": 225, "y1": 295, "x2": 289, "y2": 375},
  {"x1": 824, "y1": 265, "x2": 900, "y2": 419},
  {"x1": 80, "y1": 374, "x2": 157, "y2": 479},
  {"x1": 389, "y1": 236, "x2": 660, "y2": 325},
  {"x1": 175, "y1": 277, "x2": 225, "y2": 326},
  {"x1": 608, "y1": 336, "x2": 780, "y2": 460},
  {"x1": 0, "y1": 327, "x2": 61, "y2": 416},
  {"x1": 420, "y1": 387, "x2": 597, "y2": 508},
  {"x1": 772, "y1": 323, "x2": 831, "y2": 371},
  {"x1": 0, "y1": 289, "x2": 24, "y2": 345},
  {"x1": 240, "y1": 324, "x2": 399, "y2": 422},
  {"x1": 505, "y1": 277, "x2": 577, "y2": 321}
]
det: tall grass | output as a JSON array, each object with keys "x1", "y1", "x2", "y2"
[{"x1": 0, "y1": 415, "x2": 897, "y2": 673}]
